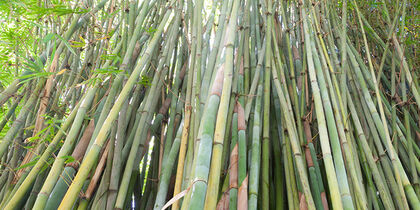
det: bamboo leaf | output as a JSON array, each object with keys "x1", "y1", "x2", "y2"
[
  {"x1": 61, "y1": 156, "x2": 76, "y2": 164},
  {"x1": 55, "y1": 34, "x2": 76, "y2": 55},
  {"x1": 15, "y1": 157, "x2": 39, "y2": 170}
]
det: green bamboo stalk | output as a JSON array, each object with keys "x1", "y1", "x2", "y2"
[
  {"x1": 171, "y1": 2, "x2": 195, "y2": 209},
  {"x1": 29, "y1": 86, "x2": 96, "y2": 210},
  {"x1": 153, "y1": 120, "x2": 184, "y2": 209},
  {"x1": 114, "y1": 15, "x2": 179, "y2": 208},
  {"x1": 0, "y1": 95, "x2": 22, "y2": 134},
  {"x1": 300, "y1": 2, "x2": 343, "y2": 208},
  {"x1": 58, "y1": 3, "x2": 176, "y2": 207},
  {"x1": 269, "y1": 108, "x2": 284, "y2": 210},
  {"x1": 402, "y1": 63, "x2": 419, "y2": 197},
  {"x1": 261, "y1": 1, "x2": 272, "y2": 208},
  {"x1": 203, "y1": 0, "x2": 239, "y2": 208},
  {"x1": 0, "y1": 79, "x2": 45, "y2": 160},
  {"x1": 187, "y1": 66, "x2": 224, "y2": 210},
  {"x1": 272, "y1": 51, "x2": 314, "y2": 210},
  {"x1": 346, "y1": 90, "x2": 395, "y2": 209},
  {"x1": 248, "y1": 73, "x2": 262, "y2": 210},
  {"x1": 352, "y1": 2, "x2": 419, "y2": 208}
]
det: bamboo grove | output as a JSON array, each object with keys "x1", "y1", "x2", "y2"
[{"x1": 0, "y1": 0, "x2": 419, "y2": 209}]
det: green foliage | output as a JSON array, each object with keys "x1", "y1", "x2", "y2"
[
  {"x1": 100, "y1": 53, "x2": 122, "y2": 62},
  {"x1": 15, "y1": 156, "x2": 40, "y2": 170},
  {"x1": 145, "y1": 26, "x2": 157, "y2": 35},
  {"x1": 0, "y1": 0, "x2": 87, "y2": 19},
  {"x1": 17, "y1": 56, "x2": 51, "y2": 82},
  {"x1": 95, "y1": 66, "x2": 123, "y2": 75},
  {"x1": 61, "y1": 155, "x2": 76, "y2": 164},
  {"x1": 139, "y1": 75, "x2": 152, "y2": 87},
  {"x1": 70, "y1": 36, "x2": 87, "y2": 48},
  {"x1": 0, "y1": 0, "x2": 84, "y2": 87}
]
